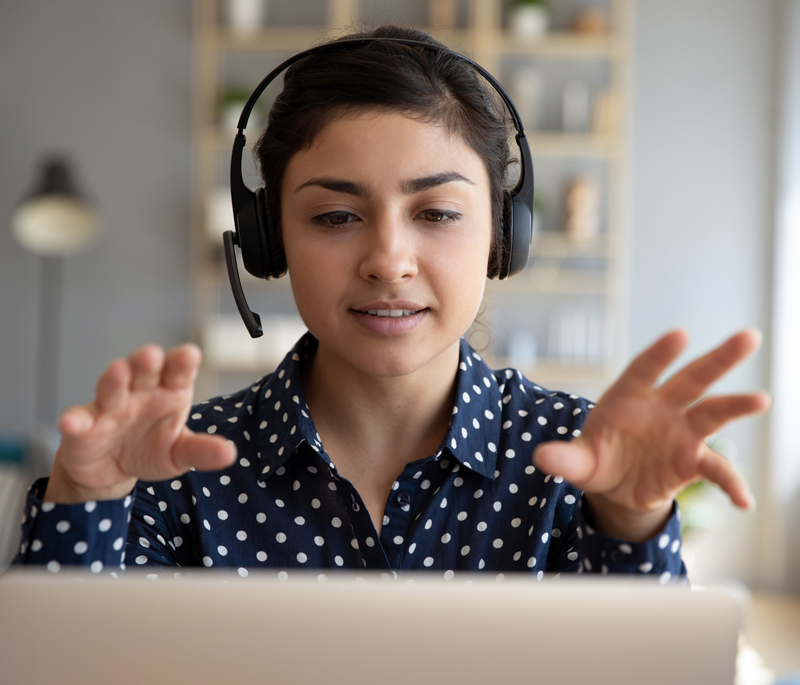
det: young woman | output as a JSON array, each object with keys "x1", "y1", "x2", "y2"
[{"x1": 14, "y1": 26, "x2": 768, "y2": 579}]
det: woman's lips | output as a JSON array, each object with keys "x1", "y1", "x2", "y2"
[{"x1": 349, "y1": 307, "x2": 428, "y2": 335}]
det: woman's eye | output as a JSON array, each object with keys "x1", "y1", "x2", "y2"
[
  {"x1": 312, "y1": 211, "x2": 358, "y2": 226},
  {"x1": 418, "y1": 209, "x2": 461, "y2": 224}
]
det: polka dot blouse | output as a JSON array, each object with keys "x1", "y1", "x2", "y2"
[{"x1": 14, "y1": 334, "x2": 685, "y2": 581}]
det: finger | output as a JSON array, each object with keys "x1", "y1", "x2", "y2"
[
  {"x1": 659, "y1": 329, "x2": 762, "y2": 407},
  {"x1": 95, "y1": 358, "x2": 131, "y2": 413},
  {"x1": 129, "y1": 345, "x2": 165, "y2": 392},
  {"x1": 58, "y1": 404, "x2": 95, "y2": 438},
  {"x1": 170, "y1": 428, "x2": 238, "y2": 473},
  {"x1": 161, "y1": 344, "x2": 202, "y2": 391},
  {"x1": 686, "y1": 391, "x2": 772, "y2": 437},
  {"x1": 698, "y1": 445, "x2": 755, "y2": 510},
  {"x1": 607, "y1": 330, "x2": 689, "y2": 398},
  {"x1": 533, "y1": 439, "x2": 597, "y2": 488}
]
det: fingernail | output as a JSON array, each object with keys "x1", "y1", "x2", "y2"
[{"x1": 745, "y1": 328, "x2": 763, "y2": 348}]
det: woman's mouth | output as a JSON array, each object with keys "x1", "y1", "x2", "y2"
[
  {"x1": 362, "y1": 309, "x2": 420, "y2": 318},
  {"x1": 349, "y1": 307, "x2": 428, "y2": 335}
]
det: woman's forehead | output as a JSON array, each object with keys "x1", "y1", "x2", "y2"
[{"x1": 285, "y1": 110, "x2": 487, "y2": 188}]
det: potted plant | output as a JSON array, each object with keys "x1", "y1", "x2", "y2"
[
  {"x1": 509, "y1": 0, "x2": 550, "y2": 39},
  {"x1": 218, "y1": 85, "x2": 264, "y2": 135}
]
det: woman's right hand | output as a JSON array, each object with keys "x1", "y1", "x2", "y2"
[{"x1": 44, "y1": 344, "x2": 237, "y2": 504}]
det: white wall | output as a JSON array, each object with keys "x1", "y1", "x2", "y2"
[
  {"x1": 0, "y1": 1, "x2": 194, "y2": 439},
  {"x1": 765, "y1": 0, "x2": 800, "y2": 593},
  {"x1": 630, "y1": 0, "x2": 776, "y2": 584}
]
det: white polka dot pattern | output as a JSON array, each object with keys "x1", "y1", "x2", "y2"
[{"x1": 13, "y1": 334, "x2": 685, "y2": 582}]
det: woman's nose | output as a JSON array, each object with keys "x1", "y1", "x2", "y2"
[{"x1": 357, "y1": 215, "x2": 419, "y2": 283}]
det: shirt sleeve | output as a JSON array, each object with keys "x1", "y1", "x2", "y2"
[
  {"x1": 548, "y1": 496, "x2": 686, "y2": 581},
  {"x1": 11, "y1": 478, "x2": 176, "y2": 572}
]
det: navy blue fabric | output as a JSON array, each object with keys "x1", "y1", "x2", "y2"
[{"x1": 14, "y1": 334, "x2": 685, "y2": 580}]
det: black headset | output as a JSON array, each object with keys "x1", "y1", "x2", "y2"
[{"x1": 225, "y1": 37, "x2": 535, "y2": 338}]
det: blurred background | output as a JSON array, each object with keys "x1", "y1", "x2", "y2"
[{"x1": 0, "y1": 0, "x2": 798, "y2": 676}]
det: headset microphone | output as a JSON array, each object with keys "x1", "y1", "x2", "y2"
[{"x1": 224, "y1": 37, "x2": 535, "y2": 338}]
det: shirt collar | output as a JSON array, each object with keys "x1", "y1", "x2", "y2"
[
  {"x1": 256, "y1": 334, "x2": 320, "y2": 480},
  {"x1": 439, "y1": 338, "x2": 502, "y2": 480},
  {"x1": 257, "y1": 333, "x2": 501, "y2": 482}
]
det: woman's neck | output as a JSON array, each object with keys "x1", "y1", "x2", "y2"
[{"x1": 300, "y1": 340, "x2": 460, "y2": 488}]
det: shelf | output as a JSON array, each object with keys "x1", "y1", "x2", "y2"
[
  {"x1": 198, "y1": 254, "x2": 606, "y2": 297},
  {"x1": 497, "y1": 32, "x2": 623, "y2": 60},
  {"x1": 201, "y1": 352, "x2": 609, "y2": 389},
  {"x1": 532, "y1": 232, "x2": 611, "y2": 259},
  {"x1": 207, "y1": 26, "x2": 474, "y2": 54},
  {"x1": 527, "y1": 133, "x2": 620, "y2": 158},
  {"x1": 206, "y1": 27, "x2": 327, "y2": 53},
  {"x1": 192, "y1": 0, "x2": 633, "y2": 397},
  {"x1": 474, "y1": 356, "x2": 610, "y2": 389},
  {"x1": 487, "y1": 268, "x2": 607, "y2": 296},
  {"x1": 196, "y1": 247, "x2": 608, "y2": 297},
  {"x1": 196, "y1": 259, "x2": 294, "y2": 291},
  {"x1": 205, "y1": 127, "x2": 620, "y2": 158},
  {"x1": 205, "y1": 28, "x2": 622, "y2": 62}
]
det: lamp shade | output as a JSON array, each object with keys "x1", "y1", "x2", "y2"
[{"x1": 10, "y1": 158, "x2": 100, "y2": 256}]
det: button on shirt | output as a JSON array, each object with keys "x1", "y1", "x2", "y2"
[{"x1": 14, "y1": 334, "x2": 685, "y2": 580}]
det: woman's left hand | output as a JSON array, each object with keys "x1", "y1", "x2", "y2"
[{"x1": 533, "y1": 329, "x2": 771, "y2": 542}]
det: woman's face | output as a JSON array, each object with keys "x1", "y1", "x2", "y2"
[{"x1": 281, "y1": 109, "x2": 493, "y2": 380}]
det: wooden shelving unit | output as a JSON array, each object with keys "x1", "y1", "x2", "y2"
[{"x1": 191, "y1": 0, "x2": 634, "y2": 400}]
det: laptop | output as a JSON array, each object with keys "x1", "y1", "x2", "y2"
[{"x1": 0, "y1": 569, "x2": 745, "y2": 684}]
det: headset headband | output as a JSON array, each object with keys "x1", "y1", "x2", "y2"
[{"x1": 231, "y1": 38, "x2": 534, "y2": 217}]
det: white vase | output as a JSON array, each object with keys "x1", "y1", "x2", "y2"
[
  {"x1": 510, "y1": 6, "x2": 550, "y2": 39},
  {"x1": 226, "y1": 0, "x2": 267, "y2": 35}
]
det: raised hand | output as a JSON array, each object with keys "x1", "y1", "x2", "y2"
[
  {"x1": 533, "y1": 330, "x2": 771, "y2": 542},
  {"x1": 45, "y1": 344, "x2": 237, "y2": 504}
]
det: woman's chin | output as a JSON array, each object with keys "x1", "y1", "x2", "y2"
[{"x1": 317, "y1": 334, "x2": 461, "y2": 382}]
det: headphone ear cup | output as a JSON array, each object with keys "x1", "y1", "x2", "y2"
[
  {"x1": 236, "y1": 189, "x2": 267, "y2": 279},
  {"x1": 254, "y1": 187, "x2": 287, "y2": 279},
  {"x1": 491, "y1": 191, "x2": 531, "y2": 280},
  {"x1": 499, "y1": 193, "x2": 533, "y2": 280}
]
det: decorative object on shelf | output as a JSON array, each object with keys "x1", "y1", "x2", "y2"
[
  {"x1": 591, "y1": 89, "x2": 620, "y2": 135},
  {"x1": 203, "y1": 314, "x2": 307, "y2": 372},
  {"x1": 562, "y1": 79, "x2": 592, "y2": 134},
  {"x1": 430, "y1": 0, "x2": 457, "y2": 31},
  {"x1": 10, "y1": 156, "x2": 101, "y2": 448},
  {"x1": 509, "y1": 0, "x2": 550, "y2": 39},
  {"x1": 225, "y1": 0, "x2": 267, "y2": 35},
  {"x1": 206, "y1": 187, "x2": 235, "y2": 242},
  {"x1": 572, "y1": 8, "x2": 609, "y2": 35},
  {"x1": 532, "y1": 191, "x2": 546, "y2": 235},
  {"x1": 563, "y1": 175, "x2": 600, "y2": 244},
  {"x1": 548, "y1": 306, "x2": 603, "y2": 365},
  {"x1": 510, "y1": 66, "x2": 544, "y2": 130},
  {"x1": 219, "y1": 84, "x2": 264, "y2": 135}
]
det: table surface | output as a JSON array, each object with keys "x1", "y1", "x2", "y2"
[{"x1": 744, "y1": 592, "x2": 800, "y2": 683}]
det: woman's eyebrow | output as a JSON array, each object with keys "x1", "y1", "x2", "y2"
[
  {"x1": 294, "y1": 178, "x2": 370, "y2": 197},
  {"x1": 402, "y1": 172, "x2": 474, "y2": 194},
  {"x1": 293, "y1": 172, "x2": 474, "y2": 197}
]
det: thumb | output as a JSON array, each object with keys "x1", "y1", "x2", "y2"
[
  {"x1": 171, "y1": 428, "x2": 238, "y2": 474},
  {"x1": 533, "y1": 439, "x2": 596, "y2": 487}
]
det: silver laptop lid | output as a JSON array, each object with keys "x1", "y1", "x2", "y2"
[{"x1": 0, "y1": 571, "x2": 744, "y2": 685}]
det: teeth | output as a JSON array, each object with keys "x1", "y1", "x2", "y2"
[{"x1": 365, "y1": 309, "x2": 418, "y2": 317}]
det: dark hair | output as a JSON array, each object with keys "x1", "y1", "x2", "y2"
[{"x1": 253, "y1": 25, "x2": 513, "y2": 274}]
